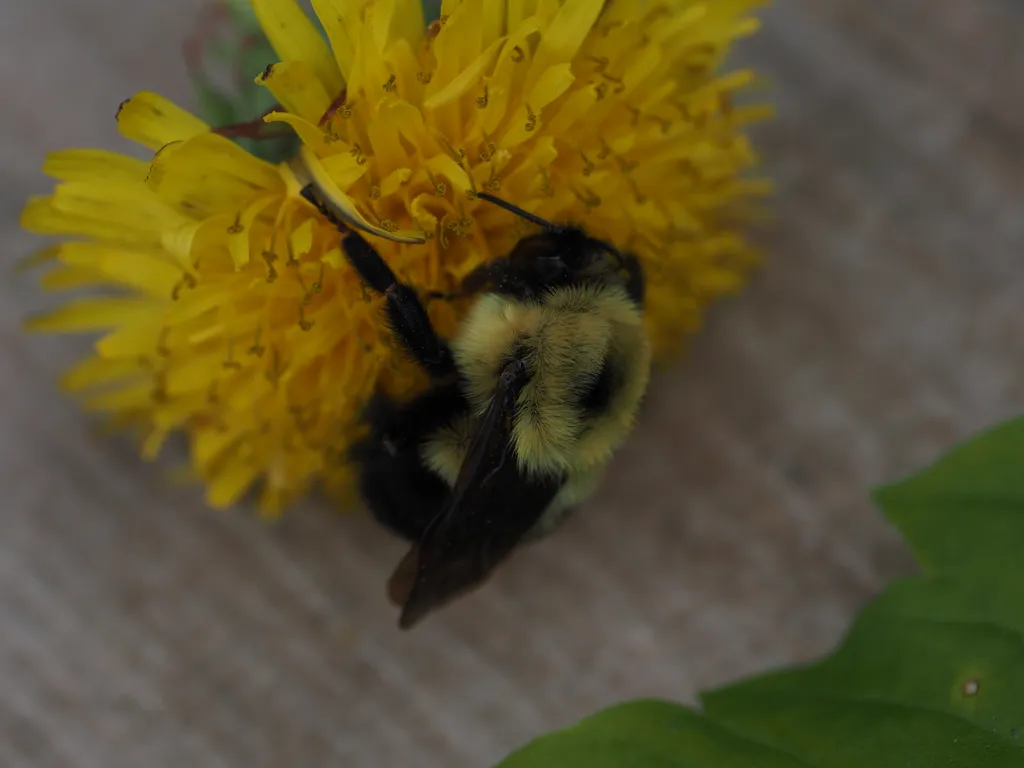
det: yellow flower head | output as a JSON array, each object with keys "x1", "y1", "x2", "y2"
[{"x1": 22, "y1": 0, "x2": 770, "y2": 515}]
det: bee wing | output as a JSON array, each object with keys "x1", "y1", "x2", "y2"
[
  {"x1": 287, "y1": 145, "x2": 427, "y2": 244},
  {"x1": 388, "y1": 359, "x2": 563, "y2": 629}
]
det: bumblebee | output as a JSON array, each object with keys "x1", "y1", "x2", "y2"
[{"x1": 295, "y1": 157, "x2": 651, "y2": 629}]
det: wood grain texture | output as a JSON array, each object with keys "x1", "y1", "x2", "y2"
[{"x1": 3, "y1": 1, "x2": 1022, "y2": 765}]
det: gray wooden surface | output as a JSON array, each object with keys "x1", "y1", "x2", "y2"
[{"x1": 3, "y1": 1, "x2": 1022, "y2": 766}]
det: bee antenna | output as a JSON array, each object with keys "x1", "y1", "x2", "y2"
[{"x1": 475, "y1": 192, "x2": 554, "y2": 230}]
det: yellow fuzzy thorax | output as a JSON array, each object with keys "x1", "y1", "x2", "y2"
[
  {"x1": 451, "y1": 283, "x2": 650, "y2": 476},
  {"x1": 21, "y1": 0, "x2": 770, "y2": 515}
]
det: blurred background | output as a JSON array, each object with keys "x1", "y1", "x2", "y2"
[{"x1": 2, "y1": 1, "x2": 1022, "y2": 765}]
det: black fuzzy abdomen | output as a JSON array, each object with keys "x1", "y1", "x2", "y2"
[{"x1": 349, "y1": 383, "x2": 466, "y2": 542}]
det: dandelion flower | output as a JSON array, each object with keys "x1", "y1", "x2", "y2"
[{"x1": 22, "y1": 0, "x2": 771, "y2": 515}]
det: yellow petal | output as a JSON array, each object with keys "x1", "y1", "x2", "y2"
[
  {"x1": 264, "y1": 111, "x2": 337, "y2": 153},
  {"x1": 256, "y1": 61, "x2": 332, "y2": 124},
  {"x1": 384, "y1": 100, "x2": 432, "y2": 157},
  {"x1": 387, "y1": 0, "x2": 426, "y2": 50},
  {"x1": 409, "y1": 193, "x2": 440, "y2": 232},
  {"x1": 289, "y1": 145, "x2": 425, "y2": 243},
  {"x1": 427, "y1": 154, "x2": 475, "y2": 198},
  {"x1": 19, "y1": 198, "x2": 87, "y2": 238},
  {"x1": 259, "y1": 484, "x2": 287, "y2": 518},
  {"x1": 51, "y1": 180, "x2": 174, "y2": 227},
  {"x1": 43, "y1": 149, "x2": 148, "y2": 182},
  {"x1": 83, "y1": 381, "x2": 153, "y2": 412},
  {"x1": 116, "y1": 91, "x2": 209, "y2": 151},
  {"x1": 291, "y1": 216, "x2": 317, "y2": 255},
  {"x1": 731, "y1": 16, "x2": 763, "y2": 40},
  {"x1": 61, "y1": 356, "x2": 146, "y2": 392},
  {"x1": 525, "y1": 0, "x2": 604, "y2": 94},
  {"x1": 692, "y1": 268, "x2": 747, "y2": 294},
  {"x1": 529, "y1": 63, "x2": 574, "y2": 109},
  {"x1": 481, "y1": 15, "x2": 541, "y2": 135},
  {"x1": 160, "y1": 215, "x2": 232, "y2": 274},
  {"x1": 344, "y1": 11, "x2": 389, "y2": 99},
  {"x1": 27, "y1": 174, "x2": 189, "y2": 238},
  {"x1": 362, "y1": 101, "x2": 408, "y2": 171},
  {"x1": 95, "y1": 317, "x2": 169, "y2": 358},
  {"x1": 192, "y1": 428, "x2": 244, "y2": 470},
  {"x1": 147, "y1": 395, "x2": 212, "y2": 432},
  {"x1": 165, "y1": 282, "x2": 245, "y2": 325},
  {"x1": 648, "y1": 4, "x2": 707, "y2": 46},
  {"x1": 228, "y1": 195, "x2": 281, "y2": 269},
  {"x1": 619, "y1": 47, "x2": 662, "y2": 99},
  {"x1": 186, "y1": 322, "x2": 227, "y2": 346},
  {"x1": 310, "y1": 0, "x2": 359, "y2": 77},
  {"x1": 41, "y1": 265, "x2": 106, "y2": 291},
  {"x1": 25, "y1": 297, "x2": 158, "y2": 333},
  {"x1": 423, "y1": 34, "x2": 506, "y2": 110},
  {"x1": 56, "y1": 242, "x2": 182, "y2": 297},
  {"x1": 14, "y1": 244, "x2": 60, "y2": 274},
  {"x1": 146, "y1": 133, "x2": 283, "y2": 217},
  {"x1": 142, "y1": 429, "x2": 169, "y2": 460},
  {"x1": 507, "y1": 0, "x2": 532, "y2": 31},
  {"x1": 380, "y1": 167, "x2": 412, "y2": 197},
  {"x1": 385, "y1": 38, "x2": 426, "y2": 102},
  {"x1": 321, "y1": 246, "x2": 345, "y2": 268},
  {"x1": 206, "y1": 456, "x2": 259, "y2": 509},
  {"x1": 544, "y1": 86, "x2": 597, "y2": 136},
  {"x1": 164, "y1": 350, "x2": 226, "y2": 395},
  {"x1": 321, "y1": 151, "x2": 369, "y2": 191},
  {"x1": 370, "y1": 0, "x2": 398, "y2": 54},
  {"x1": 479, "y1": 0, "x2": 503, "y2": 47},
  {"x1": 499, "y1": 102, "x2": 541, "y2": 148},
  {"x1": 250, "y1": 0, "x2": 343, "y2": 95},
  {"x1": 497, "y1": 135, "x2": 556, "y2": 193},
  {"x1": 431, "y1": 0, "x2": 484, "y2": 93}
]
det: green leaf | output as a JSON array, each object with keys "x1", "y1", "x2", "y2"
[
  {"x1": 217, "y1": 0, "x2": 266, "y2": 35},
  {"x1": 499, "y1": 416, "x2": 1024, "y2": 766},
  {"x1": 422, "y1": 0, "x2": 443, "y2": 23},
  {"x1": 874, "y1": 416, "x2": 1024, "y2": 579},
  {"x1": 185, "y1": 1, "x2": 300, "y2": 163},
  {"x1": 192, "y1": 80, "x2": 240, "y2": 128},
  {"x1": 501, "y1": 700, "x2": 808, "y2": 768}
]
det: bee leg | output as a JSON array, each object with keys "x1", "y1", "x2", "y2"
[{"x1": 339, "y1": 229, "x2": 456, "y2": 378}]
